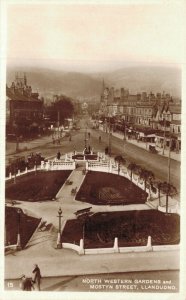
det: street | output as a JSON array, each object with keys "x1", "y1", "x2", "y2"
[{"x1": 6, "y1": 116, "x2": 180, "y2": 192}]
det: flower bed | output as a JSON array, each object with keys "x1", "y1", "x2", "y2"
[
  {"x1": 72, "y1": 154, "x2": 97, "y2": 160},
  {"x1": 62, "y1": 210, "x2": 180, "y2": 248},
  {"x1": 5, "y1": 170, "x2": 71, "y2": 201},
  {"x1": 76, "y1": 171, "x2": 148, "y2": 205},
  {"x1": 5, "y1": 206, "x2": 41, "y2": 248}
]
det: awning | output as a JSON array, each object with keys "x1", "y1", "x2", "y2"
[{"x1": 146, "y1": 134, "x2": 156, "y2": 138}]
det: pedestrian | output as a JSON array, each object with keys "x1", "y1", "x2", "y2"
[
  {"x1": 20, "y1": 275, "x2": 34, "y2": 291},
  {"x1": 32, "y1": 264, "x2": 42, "y2": 291},
  {"x1": 57, "y1": 151, "x2": 61, "y2": 160},
  {"x1": 99, "y1": 136, "x2": 101, "y2": 143}
]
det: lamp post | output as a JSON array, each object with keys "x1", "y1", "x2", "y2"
[
  {"x1": 108, "y1": 118, "x2": 112, "y2": 156},
  {"x1": 57, "y1": 207, "x2": 62, "y2": 249},
  {"x1": 162, "y1": 119, "x2": 166, "y2": 155},
  {"x1": 167, "y1": 137, "x2": 171, "y2": 184},
  {"x1": 16, "y1": 208, "x2": 22, "y2": 250},
  {"x1": 84, "y1": 127, "x2": 87, "y2": 149}
]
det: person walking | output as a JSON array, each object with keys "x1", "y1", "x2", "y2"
[{"x1": 32, "y1": 264, "x2": 42, "y2": 291}]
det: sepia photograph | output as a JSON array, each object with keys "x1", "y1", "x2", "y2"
[{"x1": 1, "y1": 0, "x2": 185, "y2": 299}]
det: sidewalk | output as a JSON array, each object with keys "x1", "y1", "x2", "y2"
[
  {"x1": 100, "y1": 127, "x2": 181, "y2": 162},
  {"x1": 6, "y1": 132, "x2": 66, "y2": 156}
]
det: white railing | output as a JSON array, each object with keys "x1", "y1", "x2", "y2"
[
  {"x1": 41, "y1": 160, "x2": 75, "y2": 171},
  {"x1": 85, "y1": 160, "x2": 162, "y2": 201},
  {"x1": 5, "y1": 166, "x2": 40, "y2": 181}
]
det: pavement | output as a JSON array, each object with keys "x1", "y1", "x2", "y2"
[{"x1": 99, "y1": 126, "x2": 181, "y2": 162}]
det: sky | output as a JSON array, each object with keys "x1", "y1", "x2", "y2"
[{"x1": 6, "y1": 1, "x2": 184, "y2": 72}]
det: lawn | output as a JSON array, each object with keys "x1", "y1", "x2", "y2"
[
  {"x1": 5, "y1": 170, "x2": 71, "y2": 201},
  {"x1": 62, "y1": 210, "x2": 180, "y2": 248},
  {"x1": 76, "y1": 171, "x2": 148, "y2": 205},
  {"x1": 5, "y1": 206, "x2": 41, "y2": 248}
]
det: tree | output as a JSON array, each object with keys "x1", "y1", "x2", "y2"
[
  {"x1": 139, "y1": 168, "x2": 154, "y2": 192},
  {"x1": 46, "y1": 95, "x2": 74, "y2": 125},
  {"x1": 127, "y1": 163, "x2": 139, "y2": 181},
  {"x1": 161, "y1": 182, "x2": 177, "y2": 213},
  {"x1": 114, "y1": 155, "x2": 126, "y2": 175}
]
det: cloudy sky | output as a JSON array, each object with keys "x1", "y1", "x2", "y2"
[{"x1": 6, "y1": 1, "x2": 184, "y2": 72}]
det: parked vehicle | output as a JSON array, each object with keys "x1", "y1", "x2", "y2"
[{"x1": 149, "y1": 145, "x2": 158, "y2": 154}]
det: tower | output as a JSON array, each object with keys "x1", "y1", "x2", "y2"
[{"x1": 24, "y1": 73, "x2": 27, "y2": 86}]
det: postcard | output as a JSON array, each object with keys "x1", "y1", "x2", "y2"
[{"x1": 1, "y1": 0, "x2": 185, "y2": 299}]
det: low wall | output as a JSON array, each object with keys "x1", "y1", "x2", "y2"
[
  {"x1": 60, "y1": 236, "x2": 179, "y2": 255},
  {"x1": 62, "y1": 242, "x2": 81, "y2": 252},
  {"x1": 41, "y1": 160, "x2": 75, "y2": 170},
  {"x1": 86, "y1": 159, "x2": 153, "y2": 197},
  {"x1": 5, "y1": 166, "x2": 39, "y2": 181},
  {"x1": 5, "y1": 158, "x2": 76, "y2": 181}
]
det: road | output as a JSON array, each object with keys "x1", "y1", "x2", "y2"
[{"x1": 6, "y1": 116, "x2": 180, "y2": 193}]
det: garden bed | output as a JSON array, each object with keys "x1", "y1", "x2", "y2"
[
  {"x1": 62, "y1": 210, "x2": 180, "y2": 248},
  {"x1": 5, "y1": 170, "x2": 71, "y2": 201},
  {"x1": 5, "y1": 206, "x2": 41, "y2": 248},
  {"x1": 72, "y1": 154, "x2": 97, "y2": 160},
  {"x1": 76, "y1": 171, "x2": 148, "y2": 205}
]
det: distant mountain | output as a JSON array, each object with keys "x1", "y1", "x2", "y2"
[
  {"x1": 98, "y1": 66, "x2": 181, "y2": 98},
  {"x1": 6, "y1": 65, "x2": 181, "y2": 102},
  {"x1": 6, "y1": 66, "x2": 103, "y2": 102}
]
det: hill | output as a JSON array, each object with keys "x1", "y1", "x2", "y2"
[
  {"x1": 6, "y1": 65, "x2": 181, "y2": 101},
  {"x1": 6, "y1": 67, "x2": 103, "y2": 101},
  {"x1": 99, "y1": 66, "x2": 181, "y2": 97}
]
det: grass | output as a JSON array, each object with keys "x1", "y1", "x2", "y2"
[
  {"x1": 5, "y1": 170, "x2": 71, "y2": 201},
  {"x1": 5, "y1": 206, "x2": 41, "y2": 248},
  {"x1": 62, "y1": 210, "x2": 180, "y2": 248},
  {"x1": 76, "y1": 171, "x2": 148, "y2": 205}
]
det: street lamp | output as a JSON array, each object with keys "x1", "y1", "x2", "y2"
[
  {"x1": 16, "y1": 208, "x2": 22, "y2": 250},
  {"x1": 84, "y1": 127, "x2": 88, "y2": 150},
  {"x1": 108, "y1": 118, "x2": 112, "y2": 156},
  {"x1": 162, "y1": 119, "x2": 166, "y2": 155},
  {"x1": 57, "y1": 207, "x2": 62, "y2": 249}
]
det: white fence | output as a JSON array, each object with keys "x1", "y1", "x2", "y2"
[
  {"x1": 5, "y1": 159, "x2": 76, "y2": 181},
  {"x1": 85, "y1": 159, "x2": 179, "y2": 214},
  {"x1": 62, "y1": 236, "x2": 179, "y2": 255},
  {"x1": 41, "y1": 160, "x2": 75, "y2": 170},
  {"x1": 5, "y1": 166, "x2": 40, "y2": 181},
  {"x1": 86, "y1": 160, "x2": 150, "y2": 195}
]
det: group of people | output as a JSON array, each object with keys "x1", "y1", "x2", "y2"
[{"x1": 20, "y1": 264, "x2": 42, "y2": 291}]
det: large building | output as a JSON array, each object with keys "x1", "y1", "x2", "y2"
[
  {"x1": 99, "y1": 81, "x2": 181, "y2": 151},
  {"x1": 6, "y1": 73, "x2": 44, "y2": 135}
]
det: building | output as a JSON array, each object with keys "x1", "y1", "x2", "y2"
[
  {"x1": 6, "y1": 73, "x2": 44, "y2": 136},
  {"x1": 99, "y1": 82, "x2": 181, "y2": 151}
]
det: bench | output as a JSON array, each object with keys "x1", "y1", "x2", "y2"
[
  {"x1": 74, "y1": 207, "x2": 92, "y2": 216},
  {"x1": 66, "y1": 179, "x2": 73, "y2": 185}
]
